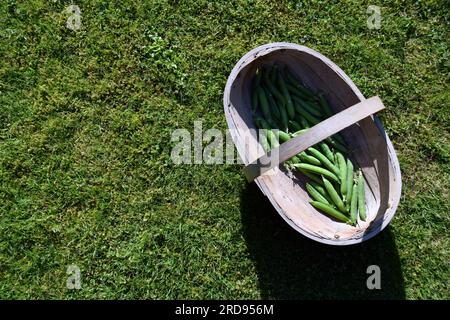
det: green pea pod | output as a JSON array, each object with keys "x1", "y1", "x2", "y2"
[
  {"x1": 286, "y1": 83, "x2": 310, "y2": 100},
  {"x1": 350, "y1": 183, "x2": 358, "y2": 225},
  {"x1": 310, "y1": 201, "x2": 351, "y2": 224},
  {"x1": 317, "y1": 92, "x2": 334, "y2": 117},
  {"x1": 271, "y1": 104, "x2": 282, "y2": 123},
  {"x1": 320, "y1": 143, "x2": 335, "y2": 163},
  {"x1": 294, "y1": 102, "x2": 321, "y2": 125},
  {"x1": 259, "y1": 119, "x2": 274, "y2": 129},
  {"x1": 279, "y1": 103, "x2": 289, "y2": 131},
  {"x1": 288, "y1": 120, "x2": 302, "y2": 132},
  {"x1": 263, "y1": 79, "x2": 286, "y2": 107},
  {"x1": 346, "y1": 159, "x2": 354, "y2": 206},
  {"x1": 292, "y1": 96, "x2": 322, "y2": 118},
  {"x1": 266, "y1": 129, "x2": 279, "y2": 149},
  {"x1": 327, "y1": 137, "x2": 348, "y2": 154},
  {"x1": 304, "y1": 118, "x2": 318, "y2": 129},
  {"x1": 256, "y1": 117, "x2": 273, "y2": 130},
  {"x1": 265, "y1": 87, "x2": 281, "y2": 120},
  {"x1": 256, "y1": 117, "x2": 270, "y2": 130},
  {"x1": 306, "y1": 183, "x2": 331, "y2": 205},
  {"x1": 284, "y1": 159, "x2": 294, "y2": 168},
  {"x1": 336, "y1": 152, "x2": 347, "y2": 198},
  {"x1": 309, "y1": 182, "x2": 326, "y2": 196},
  {"x1": 290, "y1": 155, "x2": 301, "y2": 164},
  {"x1": 358, "y1": 172, "x2": 366, "y2": 221},
  {"x1": 305, "y1": 101, "x2": 323, "y2": 118},
  {"x1": 267, "y1": 118, "x2": 280, "y2": 130},
  {"x1": 291, "y1": 128, "x2": 308, "y2": 137},
  {"x1": 310, "y1": 181, "x2": 334, "y2": 206},
  {"x1": 295, "y1": 114, "x2": 310, "y2": 129},
  {"x1": 277, "y1": 73, "x2": 295, "y2": 119},
  {"x1": 300, "y1": 101, "x2": 323, "y2": 120},
  {"x1": 322, "y1": 177, "x2": 347, "y2": 213},
  {"x1": 278, "y1": 130, "x2": 291, "y2": 143},
  {"x1": 299, "y1": 117, "x2": 310, "y2": 129},
  {"x1": 295, "y1": 84, "x2": 315, "y2": 99},
  {"x1": 307, "y1": 147, "x2": 341, "y2": 177},
  {"x1": 284, "y1": 69, "x2": 315, "y2": 98},
  {"x1": 298, "y1": 168, "x2": 323, "y2": 185},
  {"x1": 258, "y1": 117, "x2": 282, "y2": 139},
  {"x1": 299, "y1": 152, "x2": 321, "y2": 166},
  {"x1": 257, "y1": 87, "x2": 271, "y2": 119},
  {"x1": 293, "y1": 163, "x2": 339, "y2": 183}
]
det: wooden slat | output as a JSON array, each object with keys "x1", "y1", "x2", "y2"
[{"x1": 243, "y1": 96, "x2": 385, "y2": 182}]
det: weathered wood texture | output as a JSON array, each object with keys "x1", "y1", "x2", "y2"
[{"x1": 223, "y1": 43, "x2": 402, "y2": 245}]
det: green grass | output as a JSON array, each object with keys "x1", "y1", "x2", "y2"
[{"x1": 0, "y1": 0, "x2": 448, "y2": 299}]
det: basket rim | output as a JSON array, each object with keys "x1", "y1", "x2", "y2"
[{"x1": 223, "y1": 42, "x2": 402, "y2": 245}]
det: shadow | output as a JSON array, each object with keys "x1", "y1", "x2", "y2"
[{"x1": 240, "y1": 183, "x2": 405, "y2": 300}]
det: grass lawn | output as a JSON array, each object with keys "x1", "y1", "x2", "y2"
[{"x1": 0, "y1": 0, "x2": 448, "y2": 299}]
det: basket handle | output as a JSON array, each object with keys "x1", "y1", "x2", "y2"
[{"x1": 243, "y1": 96, "x2": 386, "y2": 182}]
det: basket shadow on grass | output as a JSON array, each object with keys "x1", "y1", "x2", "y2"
[{"x1": 240, "y1": 183, "x2": 405, "y2": 299}]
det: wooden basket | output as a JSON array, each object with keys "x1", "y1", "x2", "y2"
[{"x1": 223, "y1": 43, "x2": 402, "y2": 245}]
